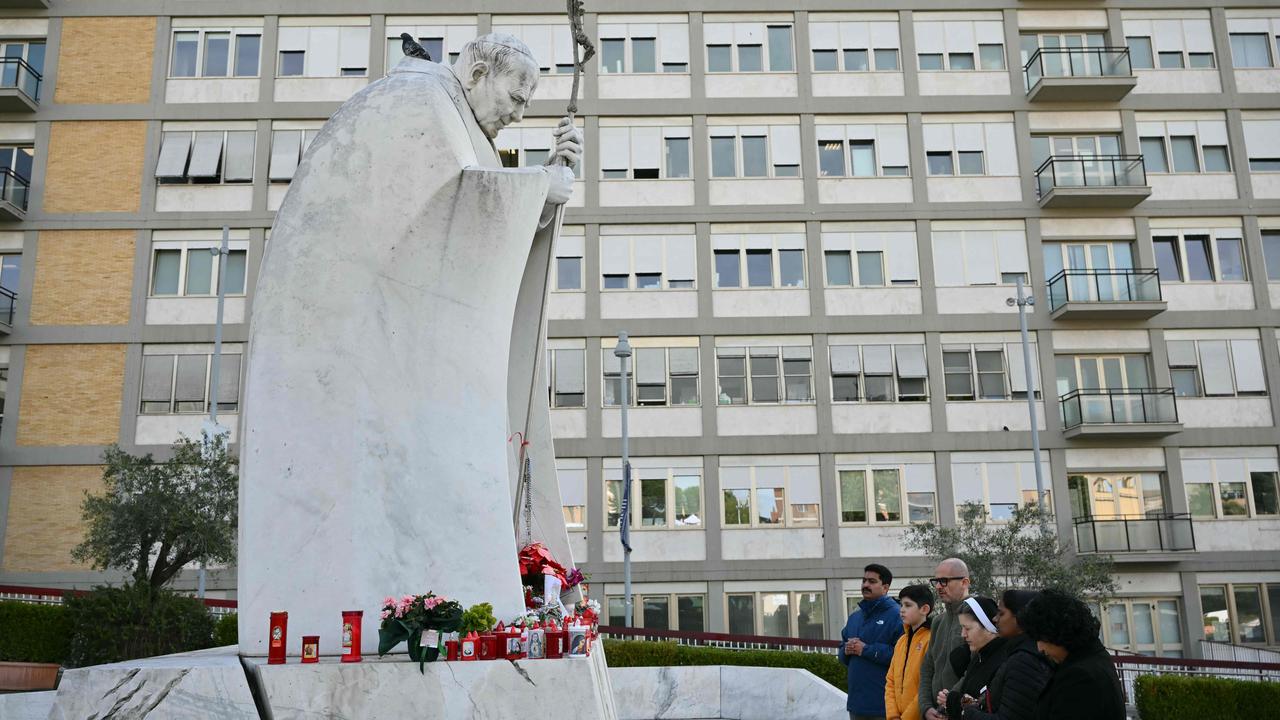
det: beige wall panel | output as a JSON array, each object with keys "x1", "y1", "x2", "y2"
[
  {"x1": 16, "y1": 344, "x2": 125, "y2": 446},
  {"x1": 30, "y1": 230, "x2": 134, "y2": 326},
  {"x1": 44, "y1": 122, "x2": 147, "y2": 213},
  {"x1": 54, "y1": 17, "x2": 156, "y2": 104},
  {"x1": 1, "y1": 466, "x2": 103, "y2": 573}
]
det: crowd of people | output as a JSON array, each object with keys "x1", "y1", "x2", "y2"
[{"x1": 838, "y1": 559, "x2": 1126, "y2": 720}]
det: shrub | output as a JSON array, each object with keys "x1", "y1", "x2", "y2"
[
  {"x1": 1135, "y1": 674, "x2": 1280, "y2": 718},
  {"x1": 603, "y1": 640, "x2": 846, "y2": 690},
  {"x1": 0, "y1": 601, "x2": 72, "y2": 664},
  {"x1": 459, "y1": 603, "x2": 498, "y2": 635},
  {"x1": 65, "y1": 583, "x2": 215, "y2": 667},
  {"x1": 214, "y1": 612, "x2": 238, "y2": 647}
]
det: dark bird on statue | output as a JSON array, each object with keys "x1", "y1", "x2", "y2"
[{"x1": 401, "y1": 33, "x2": 432, "y2": 61}]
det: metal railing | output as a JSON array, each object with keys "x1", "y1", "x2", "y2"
[
  {"x1": 0, "y1": 168, "x2": 30, "y2": 211},
  {"x1": 0, "y1": 584, "x2": 238, "y2": 616},
  {"x1": 1060, "y1": 387, "x2": 1178, "y2": 428},
  {"x1": 1200, "y1": 640, "x2": 1280, "y2": 664},
  {"x1": 600, "y1": 625, "x2": 840, "y2": 655},
  {"x1": 0, "y1": 285, "x2": 14, "y2": 325},
  {"x1": 1074, "y1": 513, "x2": 1194, "y2": 553},
  {"x1": 1047, "y1": 268, "x2": 1162, "y2": 311},
  {"x1": 1023, "y1": 46, "x2": 1133, "y2": 89},
  {"x1": 0, "y1": 56, "x2": 42, "y2": 102},
  {"x1": 1110, "y1": 650, "x2": 1280, "y2": 705},
  {"x1": 1035, "y1": 155, "x2": 1147, "y2": 198}
]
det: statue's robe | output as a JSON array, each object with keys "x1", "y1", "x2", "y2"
[{"x1": 237, "y1": 58, "x2": 574, "y2": 657}]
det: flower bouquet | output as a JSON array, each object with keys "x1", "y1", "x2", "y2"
[{"x1": 377, "y1": 592, "x2": 464, "y2": 673}]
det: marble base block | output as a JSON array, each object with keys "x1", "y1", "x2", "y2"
[{"x1": 610, "y1": 665, "x2": 846, "y2": 720}]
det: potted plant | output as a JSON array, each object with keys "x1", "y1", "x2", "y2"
[{"x1": 377, "y1": 593, "x2": 463, "y2": 672}]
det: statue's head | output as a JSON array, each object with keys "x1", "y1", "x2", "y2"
[{"x1": 452, "y1": 33, "x2": 540, "y2": 139}]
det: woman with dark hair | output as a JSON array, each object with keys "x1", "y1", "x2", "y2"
[
  {"x1": 958, "y1": 589, "x2": 1050, "y2": 720},
  {"x1": 1017, "y1": 588, "x2": 1125, "y2": 720},
  {"x1": 934, "y1": 597, "x2": 1010, "y2": 719}
]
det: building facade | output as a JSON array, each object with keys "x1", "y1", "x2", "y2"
[{"x1": 0, "y1": 0, "x2": 1279, "y2": 658}]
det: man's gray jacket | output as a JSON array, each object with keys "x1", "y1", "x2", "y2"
[{"x1": 917, "y1": 599, "x2": 966, "y2": 715}]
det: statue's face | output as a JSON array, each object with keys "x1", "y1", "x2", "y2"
[{"x1": 463, "y1": 58, "x2": 539, "y2": 139}]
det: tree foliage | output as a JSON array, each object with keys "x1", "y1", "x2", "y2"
[
  {"x1": 72, "y1": 432, "x2": 238, "y2": 591},
  {"x1": 903, "y1": 501, "x2": 1117, "y2": 601}
]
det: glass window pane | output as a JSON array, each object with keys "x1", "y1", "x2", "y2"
[
  {"x1": 1153, "y1": 238, "x2": 1182, "y2": 282},
  {"x1": 1252, "y1": 472, "x2": 1279, "y2": 515},
  {"x1": 174, "y1": 354, "x2": 207, "y2": 410},
  {"x1": 857, "y1": 251, "x2": 884, "y2": 286},
  {"x1": 796, "y1": 592, "x2": 825, "y2": 639},
  {"x1": 1184, "y1": 236, "x2": 1213, "y2": 281},
  {"x1": 761, "y1": 592, "x2": 790, "y2": 636},
  {"x1": 1203, "y1": 146, "x2": 1230, "y2": 172},
  {"x1": 223, "y1": 249, "x2": 247, "y2": 294},
  {"x1": 1129, "y1": 37, "x2": 1154, "y2": 68},
  {"x1": 874, "y1": 48, "x2": 899, "y2": 71},
  {"x1": 234, "y1": 34, "x2": 261, "y2": 77},
  {"x1": 1234, "y1": 586, "x2": 1265, "y2": 643},
  {"x1": 813, "y1": 49, "x2": 837, "y2": 71},
  {"x1": 607, "y1": 478, "x2": 622, "y2": 526},
  {"x1": 556, "y1": 257, "x2": 581, "y2": 290},
  {"x1": 714, "y1": 250, "x2": 740, "y2": 288},
  {"x1": 918, "y1": 53, "x2": 943, "y2": 70},
  {"x1": 1107, "y1": 604, "x2": 1130, "y2": 646},
  {"x1": 665, "y1": 137, "x2": 690, "y2": 178},
  {"x1": 601, "y1": 38, "x2": 624, "y2": 73},
  {"x1": 1216, "y1": 238, "x2": 1245, "y2": 281},
  {"x1": 151, "y1": 249, "x2": 181, "y2": 295},
  {"x1": 1221, "y1": 482, "x2": 1249, "y2": 516},
  {"x1": 1263, "y1": 232, "x2": 1280, "y2": 281},
  {"x1": 1133, "y1": 603, "x2": 1155, "y2": 645},
  {"x1": 711, "y1": 136, "x2": 736, "y2": 177},
  {"x1": 678, "y1": 596, "x2": 705, "y2": 632},
  {"x1": 767, "y1": 26, "x2": 793, "y2": 72},
  {"x1": 1141, "y1": 137, "x2": 1168, "y2": 173},
  {"x1": 642, "y1": 596, "x2": 669, "y2": 630},
  {"x1": 949, "y1": 52, "x2": 975, "y2": 70},
  {"x1": 727, "y1": 594, "x2": 755, "y2": 634},
  {"x1": 840, "y1": 470, "x2": 867, "y2": 522},
  {"x1": 908, "y1": 492, "x2": 936, "y2": 523},
  {"x1": 755, "y1": 486, "x2": 784, "y2": 524},
  {"x1": 172, "y1": 32, "x2": 198, "y2": 77},
  {"x1": 707, "y1": 45, "x2": 731, "y2": 72},
  {"x1": 724, "y1": 488, "x2": 751, "y2": 524},
  {"x1": 826, "y1": 251, "x2": 852, "y2": 286},
  {"x1": 632, "y1": 38, "x2": 656, "y2": 73},
  {"x1": 927, "y1": 152, "x2": 954, "y2": 175},
  {"x1": 818, "y1": 140, "x2": 845, "y2": 176},
  {"x1": 674, "y1": 475, "x2": 701, "y2": 525},
  {"x1": 1157, "y1": 600, "x2": 1182, "y2": 645},
  {"x1": 850, "y1": 140, "x2": 876, "y2": 176},
  {"x1": 958, "y1": 151, "x2": 984, "y2": 175},
  {"x1": 746, "y1": 249, "x2": 773, "y2": 287},
  {"x1": 873, "y1": 469, "x2": 901, "y2": 522},
  {"x1": 779, "y1": 249, "x2": 804, "y2": 287},
  {"x1": 741, "y1": 136, "x2": 768, "y2": 177},
  {"x1": 641, "y1": 477, "x2": 666, "y2": 526},
  {"x1": 1200, "y1": 586, "x2": 1231, "y2": 642},
  {"x1": 608, "y1": 596, "x2": 628, "y2": 627},
  {"x1": 1171, "y1": 136, "x2": 1200, "y2": 173},
  {"x1": 738, "y1": 45, "x2": 763, "y2": 72},
  {"x1": 1232, "y1": 34, "x2": 1272, "y2": 68},
  {"x1": 1186, "y1": 483, "x2": 1215, "y2": 518},
  {"x1": 1188, "y1": 53, "x2": 1214, "y2": 68},
  {"x1": 1158, "y1": 51, "x2": 1184, "y2": 69},
  {"x1": 185, "y1": 248, "x2": 213, "y2": 295},
  {"x1": 202, "y1": 33, "x2": 230, "y2": 77},
  {"x1": 979, "y1": 44, "x2": 1005, "y2": 70},
  {"x1": 140, "y1": 354, "x2": 174, "y2": 410},
  {"x1": 844, "y1": 49, "x2": 869, "y2": 71},
  {"x1": 279, "y1": 50, "x2": 304, "y2": 76}
]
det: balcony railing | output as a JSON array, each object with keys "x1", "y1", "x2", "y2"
[
  {"x1": 1047, "y1": 268, "x2": 1162, "y2": 311},
  {"x1": 1060, "y1": 387, "x2": 1178, "y2": 429},
  {"x1": 1036, "y1": 155, "x2": 1147, "y2": 198},
  {"x1": 1023, "y1": 46, "x2": 1133, "y2": 88},
  {"x1": 0, "y1": 168, "x2": 29, "y2": 212},
  {"x1": 0, "y1": 56, "x2": 41, "y2": 102},
  {"x1": 0, "y1": 286, "x2": 14, "y2": 326},
  {"x1": 1074, "y1": 513, "x2": 1194, "y2": 554}
]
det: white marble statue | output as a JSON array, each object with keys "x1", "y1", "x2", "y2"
[{"x1": 237, "y1": 34, "x2": 584, "y2": 657}]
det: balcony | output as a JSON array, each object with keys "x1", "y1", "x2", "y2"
[
  {"x1": 1047, "y1": 269, "x2": 1167, "y2": 320},
  {"x1": 0, "y1": 286, "x2": 13, "y2": 333},
  {"x1": 1035, "y1": 155, "x2": 1151, "y2": 208},
  {"x1": 1060, "y1": 388, "x2": 1182, "y2": 438},
  {"x1": 1023, "y1": 47, "x2": 1137, "y2": 101},
  {"x1": 1074, "y1": 514, "x2": 1195, "y2": 556},
  {"x1": 0, "y1": 169, "x2": 29, "y2": 220},
  {"x1": 0, "y1": 57, "x2": 41, "y2": 111}
]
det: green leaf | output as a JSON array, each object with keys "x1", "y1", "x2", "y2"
[{"x1": 377, "y1": 619, "x2": 410, "y2": 657}]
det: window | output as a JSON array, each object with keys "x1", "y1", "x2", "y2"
[
  {"x1": 599, "y1": 124, "x2": 693, "y2": 180},
  {"x1": 704, "y1": 22, "x2": 793, "y2": 73},
  {"x1": 0, "y1": 253, "x2": 19, "y2": 292},
  {"x1": 557, "y1": 460, "x2": 587, "y2": 529},
  {"x1": 708, "y1": 124, "x2": 801, "y2": 178},
  {"x1": 1231, "y1": 33, "x2": 1273, "y2": 68},
  {"x1": 156, "y1": 129, "x2": 256, "y2": 184},
  {"x1": 554, "y1": 233, "x2": 584, "y2": 291},
  {"x1": 605, "y1": 462, "x2": 702, "y2": 529},
  {"x1": 604, "y1": 593, "x2": 706, "y2": 631},
  {"x1": 1068, "y1": 473, "x2": 1166, "y2": 520},
  {"x1": 1199, "y1": 583, "x2": 1280, "y2": 646},
  {"x1": 942, "y1": 342, "x2": 1040, "y2": 401},
  {"x1": 277, "y1": 24, "x2": 370, "y2": 77},
  {"x1": 1262, "y1": 231, "x2": 1280, "y2": 281},
  {"x1": 386, "y1": 23, "x2": 476, "y2": 68},
  {"x1": 267, "y1": 127, "x2": 321, "y2": 182},
  {"x1": 830, "y1": 344, "x2": 928, "y2": 403},
  {"x1": 711, "y1": 232, "x2": 806, "y2": 289},
  {"x1": 1167, "y1": 337, "x2": 1266, "y2": 398},
  {"x1": 815, "y1": 123, "x2": 910, "y2": 178},
  {"x1": 546, "y1": 346, "x2": 585, "y2": 408},
  {"x1": 1243, "y1": 120, "x2": 1280, "y2": 173},
  {"x1": 716, "y1": 345, "x2": 812, "y2": 405},
  {"x1": 603, "y1": 342, "x2": 699, "y2": 407},
  {"x1": 922, "y1": 121, "x2": 1017, "y2": 178},
  {"x1": 0, "y1": 145, "x2": 32, "y2": 208},
  {"x1": 808, "y1": 19, "x2": 901, "y2": 72},
  {"x1": 0, "y1": 40, "x2": 45, "y2": 99},
  {"x1": 914, "y1": 17, "x2": 1005, "y2": 72},
  {"x1": 149, "y1": 242, "x2": 248, "y2": 297},
  {"x1": 1019, "y1": 33, "x2": 1107, "y2": 83},
  {"x1": 1151, "y1": 230, "x2": 1247, "y2": 283},
  {"x1": 838, "y1": 461, "x2": 936, "y2": 525},
  {"x1": 1138, "y1": 118, "x2": 1230, "y2": 174},
  {"x1": 1121, "y1": 17, "x2": 1214, "y2": 70},
  {"x1": 1183, "y1": 452, "x2": 1280, "y2": 519},
  {"x1": 489, "y1": 21, "x2": 576, "y2": 75},
  {"x1": 725, "y1": 590, "x2": 825, "y2": 638},
  {"x1": 720, "y1": 461, "x2": 820, "y2": 528},
  {"x1": 1097, "y1": 598, "x2": 1184, "y2": 657},
  {"x1": 599, "y1": 233, "x2": 695, "y2": 291},
  {"x1": 931, "y1": 227, "x2": 1030, "y2": 287},
  {"x1": 170, "y1": 27, "x2": 262, "y2": 78},
  {"x1": 140, "y1": 346, "x2": 243, "y2": 414},
  {"x1": 953, "y1": 457, "x2": 1052, "y2": 521}
]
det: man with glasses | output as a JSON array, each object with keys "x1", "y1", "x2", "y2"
[
  {"x1": 918, "y1": 558, "x2": 972, "y2": 720},
  {"x1": 839, "y1": 563, "x2": 903, "y2": 720}
]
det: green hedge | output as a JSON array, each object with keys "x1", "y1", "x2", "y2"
[
  {"x1": 65, "y1": 584, "x2": 215, "y2": 667},
  {"x1": 1135, "y1": 674, "x2": 1280, "y2": 718},
  {"x1": 603, "y1": 640, "x2": 846, "y2": 690},
  {"x1": 0, "y1": 601, "x2": 72, "y2": 664},
  {"x1": 214, "y1": 612, "x2": 238, "y2": 647}
]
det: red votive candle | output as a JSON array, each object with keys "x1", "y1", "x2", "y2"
[
  {"x1": 302, "y1": 635, "x2": 319, "y2": 663},
  {"x1": 341, "y1": 610, "x2": 363, "y2": 663},
  {"x1": 268, "y1": 611, "x2": 288, "y2": 664}
]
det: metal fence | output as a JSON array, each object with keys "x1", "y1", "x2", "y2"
[
  {"x1": 0, "y1": 583, "x2": 237, "y2": 616},
  {"x1": 1060, "y1": 387, "x2": 1178, "y2": 428},
  {"x1": 1035, "y1": 155, "x2": 1147, "y2": 198},
  {"x1": 0, "y1": 168, "x2": 30, "y2": 211},
  {"x1": 1047, "y1": 268, "x2": 1161, "y2": 311},
  {"x1": 0, "y1": 56, "x2": 42, "y2": 101},
  {"x1": 1199, "y1": 640, "x2": 1280, "y2": 664},
  {"x1": 1111, "y1": 650, "x2": 1280, "y2": 705},
  {"x1": 1023, "y1": 46, "x2": 1133, "y2": 88},
  {"x1": 1074, "y1": 513, "x2": 1195, "y2": 553},
  {"x1": 600, "y1": 625, "x2": 841, "y2": 655}
]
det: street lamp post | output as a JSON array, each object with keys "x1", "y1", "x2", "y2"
[
  {"x1": 1008, "y1": 278, "x2": 1048, "y2": 533},
  {"x1": 614, "y1": 332, "x2": 633, "y2": 627},
  {"x1": 199, "y1": 226, "x2": 233, "y2": 598}
]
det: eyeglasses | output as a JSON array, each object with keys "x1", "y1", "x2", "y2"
[{"x1": 929, "y1": 576, "x2": 968, "y2": 587}]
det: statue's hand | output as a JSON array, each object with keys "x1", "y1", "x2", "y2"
[
  {"x1": 549, "y1": 116, "x2": 583, "y2": 171},
  {"x1": 542, "y1": 165, "x2": 575, "y2": 206}
]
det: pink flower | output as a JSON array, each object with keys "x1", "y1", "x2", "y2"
[
  {"x1": 382, "y1": 596, "x2": 396, "y2": 608},
  {"x1": 380, "y1": 608, "x2": 391, "y2": 620}
]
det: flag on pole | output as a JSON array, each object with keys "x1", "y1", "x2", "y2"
[{"x1": 619, "y1": 461, "x2": 632, "y2": 552}]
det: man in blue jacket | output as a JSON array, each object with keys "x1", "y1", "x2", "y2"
[{"x1": 839, "y1": 563, "x2": 904, "y2": 720}]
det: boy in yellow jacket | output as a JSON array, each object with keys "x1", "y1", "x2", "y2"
[{"x1": 885, "y1": 584, "x2": 935, "y2": 720}]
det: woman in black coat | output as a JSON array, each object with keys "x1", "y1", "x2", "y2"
[
  {"x1": 935, "y1": 596, "x2": 1011, "y2": 719},
  {"x1": 1017, "y1": 588, "x2": 1126, "y2": 720},
  {"x1": 961, "y1": 589, "x2": 1052, "y2": 720}
]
